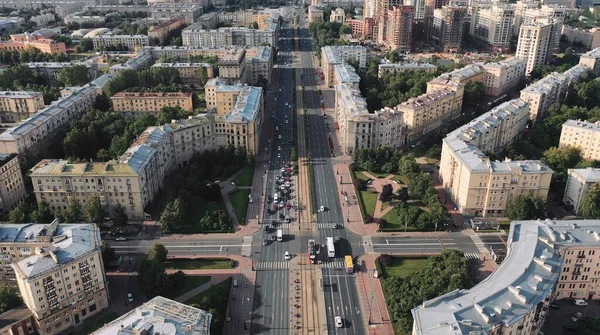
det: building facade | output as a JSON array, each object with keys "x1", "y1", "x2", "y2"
[
  {"x1": 182, "y1": 26, "x2": 277, "y2": 48},
  {"x1": 92, "y1": 34, "x2": 151, "y2": 51},
  {"x1": 470, "y1": 4, "x2": 514, "y2": 53},
  {"x1": 378, "y1": 62, "x2": 437, "y2": 77},
  {"x1": 321, "y1": 46, "x2": 368, "y2": 87},
  {"x1": 430, "y1": 5, "x2": 466, "y2": 53},
  {"x1": 308, "y1": 5, "x2": 324, "y2": 22},
  {"x1": 0, "y1": 154, "x2": 26, "y2": 214},
  {"x1": 516, "y1": 23, "x2": 553, "y2": 76},
  {"x1": 563, "y1": 168, "x2": 600, "y2": 215},
  {"x1": 380, "y1": 6, "x2": 414, "y2": 52},
  {"x1": 481, "y1": 57, "x2": 527, "y2": 96},
  {"x1": 559, "y1": 119, "x2": 600, "y2": 161},
  {"x1": 330, "y1": 8, "x2": 346, "y2": 23},
  {"x1": 111, "y1": 92, "x2": 194, "y2": 118},
  {"x1": 0, "y1": 91, "x2": 45, "y2": 123},
  {"x1": 147, "y1": 17, "x2": 187, "y2": 44},
  {"x1": 152, "y1": 62, "x2": 215, "y2": 86}
]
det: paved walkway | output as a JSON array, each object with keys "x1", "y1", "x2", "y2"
[
  {"x1": 357, "y1": 254, "x2": 394, "y2": 335},
  {"x1": 360, "y1": 171, "x2": 401, "y2": 220},
  {"x1": 332, "y1": 157, "x2": 368, "y2": 235}
]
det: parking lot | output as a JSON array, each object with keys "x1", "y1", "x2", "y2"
[{"x1": 542, "y1": 298, "x2": 600, "y2": 334}]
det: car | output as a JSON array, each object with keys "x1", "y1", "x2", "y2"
[
  {"x1": 267, "y1": 197, "x2": 273, "y2": 204},
  {"x1": 334, "y1": 236, "x2": 340, "y2": 244},
  {"x1": 285, "y1": 203, "x2": 292, "y2": 209},
  {"x1": 333, "y1": 224, "x2": 338, "y2": 229},
  {"x1": 563, "y1": 326, "x2": 577, "y2": 333},
  {"x1": 278, "y1": 135, "x2": 282, "y2": 139},
  {"x1": 275, "y1": 126, "x2": 279, "y2": 131},
  {"x1": 116, "y1": 237, "x2": 127, "y2": 241},
  {"x1": 284, "y1": 251, "x2": 291, "y2": 260},
  {"x1": 285, "y1": 182, "x2": 291, "y2": 187},
  {"x1": 277, "y1": 153, "x2": 281, "y2": 158},
  {"x1": 373, "y1": 270, "x2": 379, "y2": 278},
  {"x1": 319, "y1": 206, "x2": 325, "y2": 212},
  {"x1": 452, "y1": 224, "x2": 460, "y2": 229},
  {"x1": 214, "y1": 180, "x2": 221, "y2": 183},
  {"x1": 285, "y1": 119, "x2": 289, "y2": 124},
  {"x1": 366, "y1": 179, "x2": 372, "y2": 185},
  {"x1": 273, "y1": 204, "x2": 278, "y2": 210},
  {"x1": 281, "y1": 167, "x2": 286, "y2": 172},
  {"x1": 571, "y1": 312, "x2": 583, "y2": 322},
  {"x1": 335, "y1": 316, "x2": 343, "y2": 328},
  {"x1": 265, "y1": 224, "x2": 271, "y2": 232},
  {"x1": 127, "y1": 293, "x2": 134, "y2": 303},
  {"x1": 263, "y1": 239, "x2": 269, "y2": 246},
  {"x1": 231, "y1": 181, "x2": 236, "y2": 186},
  {"x1": 279, "y1": 213, "x2": 285, "y2": 220},
  {"x1": 574, "y1": 299, "x2": 588, "y2": 306},
  {"x1": 278, "y1": 146, "x2": 281, "y2": 151}
]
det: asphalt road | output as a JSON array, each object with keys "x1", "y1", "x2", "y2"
[
  {"x1": 108, "y1": 238, "x2": 244, "y2": 256},
  {"x1": 295, "y1": 8, "x2": 366, "y2": 334},
  {"x1": 371, "y1": 234, "x2": 481, "y2": 257}
]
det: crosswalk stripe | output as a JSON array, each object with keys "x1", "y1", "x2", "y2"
[
  {"x1": 256, "y1": 261, "x2": 290, "y2": 269},
  {"x1": 321, "y1": 261, "x2": 345, "y2": 268},
  {"x1": 316, "y1": 223, "x2": 344, "y2": 229},
  {"x1": 464, "y1": 253, "x2": 480, "y2": 259}
]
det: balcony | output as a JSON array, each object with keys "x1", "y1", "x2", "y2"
[
  {"x1": 578, "y1": 254, "x2": 585, "y2": 259},
  {"x1": 575, "y1": 262, "x2": 583, "y2": 267}
]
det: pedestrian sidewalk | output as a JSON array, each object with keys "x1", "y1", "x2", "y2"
[
  {"x1": 332, "y1": 158, "x2": 368, "y2": 236},
  {"x1": 356, "y1": 254, "x2": 394, "y2": 335}
]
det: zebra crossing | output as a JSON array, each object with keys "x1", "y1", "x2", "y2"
[
  {"x1": 316, "y1": 223, "x2": 344, "y2": 229},
  {"x1": 321, "y1": 261, "x2": 345, "y2": 269},
  {"x1": 264, "y1": 223, "x2": 291, "y2": 229},
  {"x1": 255, "y1": 261, "x2": 290, "y2": 269},
  {"x1": 464, "y1": 253, "x2": 480, "y2": 260}
]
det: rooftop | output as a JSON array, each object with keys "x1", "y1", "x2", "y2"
[
  {"x1": 90, "y1": 296, "x2": 211, "y2": 335},
  {"x1": 334, "y1": 63, "x2": 360, "y2": 84},
  {"x1": 379, "y1": 62, "x2": 438, "y2": 70},
  {"x1": 0, "y1": 91, "x2": 42, "y2": 99},
  {"x1": 399, "y1": 88, "x2": 457, "y2": 109},
  {"x1": 120, "y1": 127, "x2": 170, "y2": 175},
  {"x1": 563, "y1": 119, "x2": 600, "y2": 132},
  {"x1": 227, "y1": 86, "x2": 262, "y2": 123},
  {"x1": 569, "y1": 167, "x2": 600, "y2": 182},
  {"x1": 581, "y1": 47, "x2": 600, "y2": 59},
  {"x1": 30, "y1": 159, "x2": 137, "y2": 177},
  {"x1": 412, "y1": 219, "x2": 600, "y2": 335},
  {"x1": 112, "y1": 91, "x2": 192, "y2": 98}
]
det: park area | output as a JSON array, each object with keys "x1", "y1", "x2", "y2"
[
  {"x1": 184, "y1": 277, "x2": 232, "y2": 335},
  {"x1": 165, "y1": 258, "x2": 235, "y2": 270}
]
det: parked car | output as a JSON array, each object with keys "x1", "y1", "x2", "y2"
[
  {"x1": 574, "y1": 299, "x2": 588, "y2": 306},
  {"x1": 127, "y1": 293, "x2": 134, "y2": 303},
  {"x1": 571, "y1": 312, "x2": 583, "y2": 322},
  {"x1": 115, "y1": 237, "x2": 127, "y2": 241}
]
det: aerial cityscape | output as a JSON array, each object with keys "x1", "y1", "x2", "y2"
[{"x1": 0, "y1": 0, "x2": 599, "y2": 334}]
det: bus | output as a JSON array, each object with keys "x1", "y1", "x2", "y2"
[
  {"x1": 344, "y1": 255, "x2": 353, "y2": 273},
  {"x1": 277, "y1": 229, "x2": 283, "y2": 242},
  {"x1": 326, "y1": 237, "x2": 335, "y2": 258},
  {"x1": 308, "y1": 239, "x2": 316, "y2": 264}
]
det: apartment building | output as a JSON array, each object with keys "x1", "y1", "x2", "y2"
[
  {"x1": 330, "y1": 8, "x2": 346, "y2": 23},
  {"x1": 245, "y1": 46, "x2": 273, "y2": 85},
  {"x1": 152, "y1": 62, "x2": 215, "y2": 86},
  {"x1": 0, "y1": 91, "x2": 45, "y2": 123},
  {"x1": 63, "y1": 12, "x2": 105, "y2": 25},
  {"x1": 109, "y1": 51, "x2": 153, "y2": 74},
  {"x1": 333, "y1": 64, "x2": 403, "y2": 154},
  {"x1": 218, "y1": 48, "x2": 247, "y2": 83},
  {"x1": 374, "y1": 0, "x2": 404, "y2": 46},
  {"x1": 481, "y1": 57, "x2": 527, "y2": 96},
  {"x1": 92, "y1": 34, "x2": 151, "y2": 51},
  {"x1": 0, "y1": 84, "x2": 99, "y2": 158},
  {"x1": 520, "y1": 64, "x2": 590, "y2": 120},
  {"x1": 412, "y1": 219, "x2": 600, "y2": 335},
  {"x1": 149, "y1": 4, "x2": 203, "y2": 24},
  {"x1": 430, "y1": 5, "x2": 466, "y2": 53},
  {"x1": 516, "y1": 23, "x2": 553, "y2": 76},
  {"x1": 321, "y1": 45, "x2": 368, "y2": 87},
  {"x1": 182, "y1": 26, "x2": 277, "y2": 48},
  {"x1": 55, "y1": 2, "x2": 85, "y2": 19},
  {"x1": 564, "y1": 168, "x2": 600, "y2": 215},
  {"x1": 111, "y1": 92, "x2": 194, "y2": 118},
  {"x1": 380, "y1": 6, "x2": 414, "y2": 52},
  {"x1": 90, "y1": 296, "x2": 211, "y2": 335},
  {"x1": 378, "y1": 62, "x2": 437, "y2": 77},
  {"x1": 562, "y1": 25, "x2": 600, "y2": 50},
  {"x1": 426, "y1": 64, "x2": 484, "y2": 91},
  {"x1": 559, "y1": 119, "x2": 600, "y2": 161},
  {"x1": 0, "y1": 154, "x2": 26, "y2": 213},
  {"x1": 469, "y1": 4, "x2": 514, "y2": 53},
  {"x1": 344, "y1": 18, "x2": 364, "y2": 37},
  {"x1": 363, "y1": 0, "x2": 376, "y2": 18},
  {"x1": 3, "y1": 221, "x2": 108, "y2": 335},
  {"x1": 0, "y1": 39, "x2": 66, "y2": 55},
  {"x1": 147, "y1": 17, "x2": 186, "y2": 44},
  {"x1": 579, "y1": 47, "x2": 600, "y2": 76},
  {"x1": 440, "y1": 99, "x2": 553, "y2": 217},
  {"x1": 30, "y1": 13, "x2": 55, "y2": 27},
  {"x1": 308, "y1": 5, "x2": 324, "y2": 22}
]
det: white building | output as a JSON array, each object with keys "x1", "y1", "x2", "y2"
[
  {"x1": 579, "y1": 47, "x2": 600, "y2": 76},
  {"x1": 470, "y1": 4, "x2": 514, "y2": 53},
  {"x1": 330, "y1": 8, "x2": 346, "y2": 23},
  {"x1": 559, "y1": 119, "x2": 600, "y2": 162},
  {"x1": 561, "y1": 25, "x2": 600, "y2": 50},
  {"x1": 564, "y1": 168, "x2": 600, "y2": 215},
  {"x1": 321, "y1": 45, "x2": 368, "y2": 86},
  {"x1": 516, "y1": 22, "x2": 553, "y2": 76},
  {"x1": 481, "y1": 57, "x2": 526, "y2": 96},
  {"x1": 182, "y1": 26, "x2": 277, "y2": 48},
  {"x1": 92, "y1": 34, "x2": 151, "y2": 51},
  {"x1": 30, "y1": 13, "x2": 55, "y2": 27}
]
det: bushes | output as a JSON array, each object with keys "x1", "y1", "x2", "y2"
[
  {"x1": 364, "y1": 214, "x2": 373, "y2": 223},
  {"x1": 376, "y1": 218, "x2": 388, "y2": 228}
]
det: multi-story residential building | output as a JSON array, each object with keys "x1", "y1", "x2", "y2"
[
  {"x1": 0, "y1": 154, "x2": 26, "y2": 212},
  {"x1": 423, "y1": 0, "x2": 449, "y2": 39},
  {"x1": 512, "y1": 0, "x2": 539, "y2": 35},
  {"x1": 30, "y1": 13, "x2": 55, "y2": 27},
  {"x1": 55, "y1": 2, "x2": 85, "y2": 19},
  {"x1": 378, "y1": 62, "x2": 437, "y2": 77},
  {"x1": 92, "y1": 34, "x2": 151, "y2": 51},
  {"x1": 147, "y1": 17, "x2": 187, "y2": 44},
  {"x1": 182, "y1": 26, "x2": 277, "y2": 48},
  {"x1": 564, "y1": 168, "x2": 600, "y2": 215},
  {"x1": 90, "y1": 296, "x2": 211, "y2": 335},
  {"x1": 321, "y1": 46, "x2": 368, "y2": 87},
  {"x1": 363, "y1": 0, "x2": 376, "y2": 18},
  {"x1": 426, "y1": 64, "x2": 484, "y2": 91},
  {"x1": 245, "y1": 46, "x2": 273, "y2": 85},
  {"x1": 579, "y1": 47, "x2": 600, "y2": 76},
  {"x1": 111, "y1": 92, "x2": 194, "y2": 118},
  {"x1": 344, "y1": 18, "x2": 364, "y2": 37},
  {"x1": 308, "y1": 5, "x2": 324, "y2": 22},
  {"x1": 0, "y1": 84, "x2": 99, "y2": 158},
  {"x1": 3, "y1": 222, "x2": 109, "y2": 335},
  {"x1": 516, "y1": 22, "x2": 553, "y2": 76},
  {"x1": 375, "y1": 0, "x2": 404, "y2": 45},
  {"x1": 218, "y1": 48, "x2": 247, "y2": 83},
  {"x1": 149, "y1": 3, "x2": 203, "y2": 24},
  {"x1": 63, "y1": 12, "x2": 105, "y2": 25},
  {"x1": 333, "y1": 64, "x2": 403, "y2": 154},
  {"x1": 0, "y1": 91, "x2": 45, "y2": 122},
  {"x1": 520, "y1": 64, "x2": 590, "y2": 120},
  {"x1": 330, "y1": 8, "x2": 346, "y2": 23},
  {"x1": 195, "y1": 12, "x2": 218, "y2": 29},
  {"x1": 0, "y1": 39, "x2": 66, "y2": 55},
  {"x1": 412, "y1": 219, "x2": 600, "y2": 335},
  {"x1": 440, "y1": 98, "x2": 553, "y2": 217},
  {"x1": 481, "y1": 57, "x2": 527, "y2": 96},
  {"x1": 152, "y1": 62, "x2": 215, "y2": 86},
  {"x1": 562, "y1": 25, "x2": 600, "y2": 50},
  {"x1": 469, "y1": 4, "x2": 514, "y2": 53},
  {"x1": 109, "y1": 51, "x2": 153, "y2": 74},
  {"x1": 430, "y1": 5, "x2": 466, "y2": 53},
  {"x1": 380, "y1": 6, "x2": 414, "y2": 52},
  {"x1": 559, "y1": 119, "x2": 600, "y2": 161}
]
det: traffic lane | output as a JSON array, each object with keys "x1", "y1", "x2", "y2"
[{"x1": 323, "y1": 271, "x2": 363, "y2": 335}]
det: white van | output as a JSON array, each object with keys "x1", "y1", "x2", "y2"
[
  {"x1": 274, "y1": 193, "x2": 279, "y2": 201},
  {"x1": 277, "y1": 229, "x2": 283, "y2": 242}
]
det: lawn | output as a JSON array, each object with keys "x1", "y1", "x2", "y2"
[
  {"x1": 233, "y1": 164, "x2": 255, "y2": 187},
  {"x1": 167, "y1": 275, "x2": 212, "y2": 300},
  {"x1": 360, "y1": 190, "x2": 378, "y2": 217},
  {"x1": 382, "y1": 208, "x2": 418, "y2": 232},
  {"x1": 174, "y1": 199, "x2": 228, "y2": 234},
  {"x1": 353, "y1": 170, "x2": 371, "y2": 181},
  {"x1": 165, "y1": 258, "x2": 234, "y2": 270},
  {"x1": 229, "y1": 189, "x2": 250, "y2": 225},
  {"x1": 381, "y1": 256, "x2": 429, "y2": 278},
  {"x1": 425, "y1": 158, "x2": 439, "y2": 165},
  {"x1": 391, "y1": 175, "x2": 409, "y2": 185},
  {"x1": 185, "y1": 277, "x2": 232, "y2": 335},
  {"x1": 71, "y1": 312, "x2": 119, "y2": 335}
]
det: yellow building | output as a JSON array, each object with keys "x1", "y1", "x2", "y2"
[
  {"x1": 559, "y1": 119, "x2": 600, "y2": 161},
  {"x1": 111, "y1": 91, "x2": 193, "y2": 118},
  {"x1": 152, "y1": 62, "x2": 215, "y2": 86},
  {"x1": 0, "y1": 154, "x2": 26, "y2": 213},
  {"x1": 0, "y1": 91, "x2": 45, "y2": 123}
]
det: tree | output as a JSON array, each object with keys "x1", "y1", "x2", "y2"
[
  {"x1": 137, "y1": 259, "x2": 169, "y2": 299},
  {"x1": 506, "y1": 193, "x2": 548, "y2": 220},
  {"x1": 101, "y1": 241, "x2": 115, "y2": 266},
  {"x1": 580, "y1": 182, "x2": 600, "y2": 219},
  {"x1": 159, "y1": 197, "x2": 186, "y2": 232},
  {"x1": 463, "y1": 81, "x2": 485, "y2": 106},
  {"x1": 252, "y1": 21, "x2": 259, "y2": 29},
  {"x1": 111, "y1": 203, "x2": 128, "y2": 225},
  {"x1": 541, "y1": 146, "x2": 583, "y2": 192},
  {"x1": 197, "y1": 67, "x2": 209, "y2": 87},
  {"x1": 148, "y1": 243, "x2": 168, "y2": 263},
  {"x1": 9, "y1": 202, "x2": 31, "y2": 223},
  {"x1": 85, "y1": 194, "x2": 107, "y2": 223},
  {"x1": 57, "y1": 65, "x2": 91, "y2": 87},
  {"x1": 339, "y1": 24, "x2": 352, "y2": 35},
  {"x1": 63, "y1": 197, "x2": 82, "y2": 223},
  {"x1": 291, "y1": 146, "x2": 297, "y2": 161},
  {"x1": 379, "y1": 184, "x2": 393, "y2": 202},
  {"x1": 0, "y1": 284, "x2": 21, "y2": 314},
  {"x1": 377, "y1": 218, "x2": 388, "y2": 228},
  {"x1": 408, "y1": 173, "x2": 433, "y2": 200},
  {"x1": 399, "y1": 154, "x2": 419, "y2": 176},
  {"x1": 581, "y1": 317, "x2": 600, "y2": 335},
  {"x1": 157, "y1": 106, "x2": 192, "y2": 125},
  {"x1": 31, "y1": 201, "x2": 54, "y2": 223}
]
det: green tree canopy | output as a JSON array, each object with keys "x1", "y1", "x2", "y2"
[
  {"x1": 85, "y1": 194, "x2": 107, "y2": 223},
  {"x1": 506, "y1": 193, "x2": 548, "y2": 220},
  {"x1": 101, "y1": 241, "x2": 115, "y2": 266},
  {"x1": 31, "y1": 201, "x2": 54, "y2": 223},
  {"x1": 159, "y1": 197, "x2": 186, "y2": 232},
  {"x1": 541, "y1": 146, "x2": 583, "y2": 192},
  {"x1": 111, "y1": 203, "x2": 128, "y2": 225},
  {"x1": 0, "y1": 284, "x2": 22, "y2": 314},
  {"x1": 580, "y1": 182, "x2": 600, "y2": 219},
  {"x1": 148, "y1": 243, "x2": 168, "y2": 263},
  {"x1": 57, "y1": 65, "x2": 91, "y2": 87}
]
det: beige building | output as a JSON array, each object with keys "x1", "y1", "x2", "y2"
[
  {"x1": 330, "y1": 8, "x2": 346, "y2": 23},
  {"x1": 0, "y1": 91, "x2": 44, "y2": 123},
  {"x1": 426, "y1": 64, "x2": 484, "y2": 91},
  {"x1": 92, "y1": 34, "x2": 151, "y2": 51},
  {"x1": 152, "y1": 62, "x2": 215, "y2": 86},
  {"x1": 469, "y1": 4, "x2": 514, "y2": 53},
  {"x1": 245, "y1": 46, "x2": 273, "y2": 85},
  {"x1": 0, "y1": 154, "x2": 26, "y2": 213},
  {"x1": 559, "y1": 119, "x2": 600, "y2": 161},
  {"x1": 516, "y1": 23, "x2": 553, "y2": 76},
  {"x1": 430, "y1": 5, "x2": 467, "y2": 53},
  {"x1": 481, "y1": 57, "x2": 527, "y2": 96},
  {"x1": 321, "y1": 46, "x2": 368, "y2": 87},
  {"x1": 148, "y1": 17, "x2": 187, "y2": 44},
  {"x1": 579, "y1": 47, "x2": 600, "y2": 76},
  {"x1": 378, "y1": 62, "x2": 437, "y2": 77},
  {"x1": 111, "y1": 91, "x2": 194, "y2": 118},
  {"x1": 564, "y1": 168, "x2": 600, "y2": 215},
  {"x1": 412, "y1": 219, "x2": 600, "y2": 335},
  {"x1": 561, "y1": 25, "x2": 600, "y2": 50},
  {"x1": 308, "y1": 5, "x2": 324, "y2": 23},
  {"x1": 4, "y1": 221, "x2": 109, "y2": 335},
  {"x1": 440, "y1": 98, "x2": 553, "y2": 217}
]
